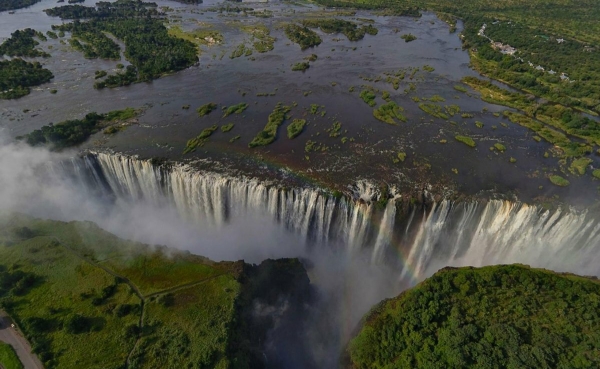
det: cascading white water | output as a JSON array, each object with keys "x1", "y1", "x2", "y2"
[{"x1": 68, "y1": 152, "x2": 600, "y2": 279}]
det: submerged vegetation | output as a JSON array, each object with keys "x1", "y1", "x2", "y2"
[{"x1": 348, "y1": 265, "x2": 600, "y2": 369}]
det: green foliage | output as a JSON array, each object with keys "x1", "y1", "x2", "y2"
[
  {"x1": 373, "y1": 102, "x2": 406, "y2": 124},
  {"x1": 0, "y1": 59, "x2": 53, "y2": 99},
  {"x1": 197, "y1": 103, "x2": 217, "y2": 117},
  {"x1": 0, "y1": 342, "x2": 23, "y2": 369},
  {"x1": 401, "y1": 33, "x2": 417, "y2": 42},
  {"x1": 63, "y1": 22, "x2": 121, "y2": 59},
  {"x1": 22, "y1": 109, "x2": 138, "y2": 149},
  {"x1": 222, "y1": 103, "x2": 248, "y2": 117},
  {"x1": 549, "y1": 174, "x2": 570, "y2": 187},
  {"x1": 301, "y1": 18, "x2": 378, "y2": 41},
  {"x1": 455, "y1": 135, "x2": 476, "y2": 147},
  {"x1": 291, "y1": 62, "x2": 310, "y2": 72},
  {"x1": 569, "y1": 157, "x2": 592, "y2": 175},
  {"x1": 593, "y1": 169, "x2": 600, "y2": 179},
  {"x1": 0, "y1": 0, "x2": 41, "y2": 11},
  {"x1": 349, "y1": 265, "x2": 600, "y2": 369},
  {"x1": 221, "y1": 123, "x2": 235, "y2": 132},
  {"x1": 419, "y1": 103, "x2": 449, "y2": 120},
  {"x1": 183, "y1": 125, "x2": 218, "y2": 154},
  {"x1": 284, "y1": 24, "x2": 322, "y2": 50},
  {"x1": 249, "y1": 103, "x2": 291, "y2": 147},
  {"x1": 360, "y1": 89, "x2": 377, "y2": 107},
  {"x1": 0, "y1": 28, "x2": 49, "y2": 58},
  {"x1": 493, "y1": 143, "x2": 506, "y2": 152},
  {"x1": 287, "y1": 119, "x2": 306, "y2": 139}
]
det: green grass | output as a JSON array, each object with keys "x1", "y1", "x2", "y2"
[
  {"x1": 0, "y1": 343, "x2": 23, "y2": 369},
  {"x1": 400, "y1": 33, "x2": 416, "y2": 42},
  {"x1": 373, "y1": 102, "x2": 406, "y2": 124},
  {"x1": 493, "y1": 143, "x2": 506, "y2": 152},
  {"x1": 549, "y1": 174, "x2": 570, "y2": 187},
  {"x1": 183, "y1": 125, "x2": 218, "y2": 154},
  {"x1": 291, "y1": 62, "x2": 310, "y2": 72},
  {"x1": 287, "y1": 119, "x2": 306, "y2": 139},
  {"x1": 455, "y1": 135, "x2": 476, "y2": 147},
  {"x1": 454, "y1": 84, "x2": 468, "y2": 93},
  {"x1": 221, "y1": 123, "x2": 234, "y2": 132},
  {"x1": 197, "y1": 103, "x2": 217, "y2": 117},
  {"x1": 348, "y1": 265, "x2": 600, "y2": 369},
  {"x1": 419, "y1": 103, "x2": 449, "y2": 120},
  {"x1": 249, "y1": 103, "x2": 291, "y2": 147},
  {"x1": 593, "y1": 169, "x2": 600, "y2": 179}
]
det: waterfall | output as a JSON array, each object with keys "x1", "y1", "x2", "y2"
[{"x1": 65, "y1": 151, "x2": 600, "y2": 279}]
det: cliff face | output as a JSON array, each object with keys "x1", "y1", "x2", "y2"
[
  {"x1": 345, "y1": 265, "x2": 600, "y2": 369},
  {"x1": 228, "y1": 258, "x2": 314, "y2": 369}
]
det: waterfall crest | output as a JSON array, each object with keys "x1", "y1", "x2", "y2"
[{"x1": 66, "y1": 152, "x2": 600, "y2": 279}]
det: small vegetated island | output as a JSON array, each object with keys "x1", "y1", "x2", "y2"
[
  {"x1": 44, "y1": 0, "x2": 198, "y2": 88},
  {"x1": 0, "y1": 0, "x2": 41, "y2": 12},
  {"x1": 0, "y1": 214, "x2": 311, "y2": 369},
  {"x1": 347, "y1": 264, "x2": 600, "y2": 369}
]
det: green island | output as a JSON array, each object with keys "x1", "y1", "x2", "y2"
[
  {"x1": 249, "y1": 103, "x2": 292, "y2": 148},
  {"x1": 19, "y1": 108, "x2": 138, "y2": 149},
  {"x1": 0, "y1": 0, "x2": 41, "y2": 12},
  {"x1": 291, "y1": 62, "x2": 310, "y2": 72},
  {"x1": 0, "y1": 28, "x2": 49, "y2": 58},
  {"x1": 400, "y1": 33, "x2": 417, "y2": 42},
  {"x1": 373, "y1": 102, "x2": 406, "y2": 124},
  {"x1": 301, "y1": 19, "x2": 377, "y2": 41},
  {"x1": 222, "y1": 103, "x2": 248, "y2": 118},
  {"x1": 0, "y1": 214, "x2": 310, "y2": 369},
  {"x1": 0, "y1": 59, "x2": 53, "y2": 99},
  {"x1": 284, "y1": 24, "x2": 322, "y2": 50},
  {"x1": 197, "y1": 102, "x2": 218, "y2": 117},
  {"x1": 455, "y1": 135, "x2": 476, "y2": 147},
  {"x1": 347, "y1": 264, "x2": 600, "y2": 369},
  {"x1": 287, "y1": 118, "x2": 306, "y2": 139},
  {"x1": 183, "y1": 125, "x2": 218, "y2": 154},
  {"x1": 46, "y1": 0, "x2": 197, "y2": 87}
]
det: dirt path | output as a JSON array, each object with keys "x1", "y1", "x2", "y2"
[{"x1": 0, "y1": 312, "x2": 44, "y2": 369}]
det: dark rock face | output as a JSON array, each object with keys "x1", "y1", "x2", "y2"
[{"x1": 228, "y1": 258, "x2": 315, "y2": 369}]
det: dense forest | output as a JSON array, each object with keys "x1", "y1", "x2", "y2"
[
  {"x1": 0, "y1": 28, "x2": 49, "y2": 57},
  {"x1": 0, "y1": 0, "x2": 41, "y2": 12},
  {"x1": 0, "y1": 59, "x2": 53, "y2": 99},
  {"x1": 348, "y1": 265, "x2": 600, "y2": 369},
  {"x1": 46, "y1": 0, "x2": 197, "y2": 87}
]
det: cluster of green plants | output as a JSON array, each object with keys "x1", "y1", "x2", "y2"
[
  {"x1": 48, "y1": 1, "x2": 197, "y2": 87},
  {"x1": 221, "y1": 123, "x2": 234, "y2": 132},
  {"x1": 222, "y1": 102, "x2": 248, "y2": 117},
  {"x1": 455, "y1": 135, "x2": 476, "y2": 147},
  {"x1": 20, "y1": 108, "x2": 137, "y2": 149},
  {"x1": 373, "y1": 102, "x2": 406, "y2": 124},
  {"x1": 348, "y1": 264, "x2": 600, "y2": 369},
  {"x1": 59, "y1": 22, "x2": 121, "y2": 59},
  {"x1": 248, "y1": 103, "x2": 291, "y2": 147},
  {"x1": 183, "y1": 125, "x2": 218, "y2": 154},
  {"x1": 569, "y1": 157, "x2": 592, "y2": 176},
  {"x1": 549, "y1": 174, "x2": 570, "y2": 187},
  {"x1": 359, "y1": 89, "x2": 377, "y2": 107},
  {"x1": 197, "y1": 102, "x2": 217, "y2": 117},
  {"x1": 301, "y1": 18, "x2": 378, "y2": 41},
  {"x1": 0, "y1": 0, "x2": 41, "y2": 11},
  {"x1": 287, "y1": 119, "x2": 306, "y2": 139},
  {"x1": 0, "y1": 28, "x2": 49, "y2": 57},
  {"x1": 230, "y1": 43, "x2": 252, "y2": 59},
  {"x1": 327, "y1": 121, "x2": 342, "y2": 137},
  {"x1": 241, "y1": 24, "x2": 275, "y2": 53},
  {"x1": 0, "y1": 342, "x2": 23, "y2": 369},
  {"x1": 0, "y1": 59, "x2": 53, "y2": 99},
  {"x1": 418, "y1": 103, "x2": 449, "y2": 120},
  {"x1": 291, "y1": 61, "x2": 310, "y2": 72},
  {"x1": 400, "y1": 33, "x2": 416, "y2": 42},
  {"x1": 284, "y1": 24, "x2": 322, "y2": 50}
]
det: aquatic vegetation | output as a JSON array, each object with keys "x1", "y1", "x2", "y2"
[
  {"x1": 475, "y1": 121, "x2": 484, "y2": 128},
  {"x1": 373, "y1": 102, "x2": 406, "y2": 124},
  {"x1": 569, "y1": 157, "x2": 592, "y2": 175},
  {"x1": 400, "y1": 33, "x2": 416, "y2": 42},
  {"x1": 0, "y1": 28, "x2": 49, "y2": 58},
  {"x1": 197, "y1": 103, "x2": 218, "y2": 117},
  {"x1": 301, "y1": 18, "x2": 378, "y2": 41},
  {"x1": 419, "y1": 103, "x2": 449, "y2": 120},
  {"x1": 21, "y1": 109, "x2": 138, "y2": 149},
  {"x1": 229, "y1": 135, "x2": 241, "y2": 143},
  {"x1": 291, "y1": 62, "x2": 310, "y2": 72},
  {"x1": 593, "y1": 169, "x2": 600, "y2": 179},
  {"x1": 230, "y1": 43, "x2": 251, "y2": 59},
  {"x1": 455, "y1": 135, "x2": 476, "y2": 147},
  {"x1": 310, "y1": 104, "x2": 320, "y2": 114},
  {"x1": 249, "y1": 103, "x2": 292, "y2": 147},
  {"x1": 222, "y1": 103, "x2": 248, "y2": 117},
  {"x1": 95, "y1": 70, "x2": 108, "y2": 79},
  {"x1": 287, "y1": 119, "x2": 306, "y2": 139},
  {"x1": 549, "y1": 174, "x2": 570, "y2": 186},
  {"x1": 305, "y1": 54, "x2": 318, "y2": 62},
  {"x1": 445, "y1": 104, "x2": 460, "y2": 117},
  {"x1": 359, "y1": 89, "x2": 377, "y2": 107},
  {"x1": 454, "y1": 84, "x2": 468, "y2": 93},
  {"x1": 327, "y1": 121, "x2": 342, "y2": 137},
  {"x1": 493, "y1": 143, "x2": 506, "y2": 152},
  {"x1": 184, "y1": 125, "x2": 218, "y2": 154},
  {"x1": 168, "y1": 25, "x2": 223, "y2": 48},
  {"x1": 0, "y1": 59, "x2": 53, "y2": 99},
  {"x1": 284, "y1": 24, "x2": 322, "y2": 50},
  {"x1": 393, "y1": 152, "x2": 406, "y2": 163},
  {"x1": 242, "y1": 24, "x2": 275, "y2": 53},
  {"x1": 221, "y1": 123, "x2": 235, "y2": 132},
  {"x1": 422, "y1": 64, "x2": 435, "y2": 72}
]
